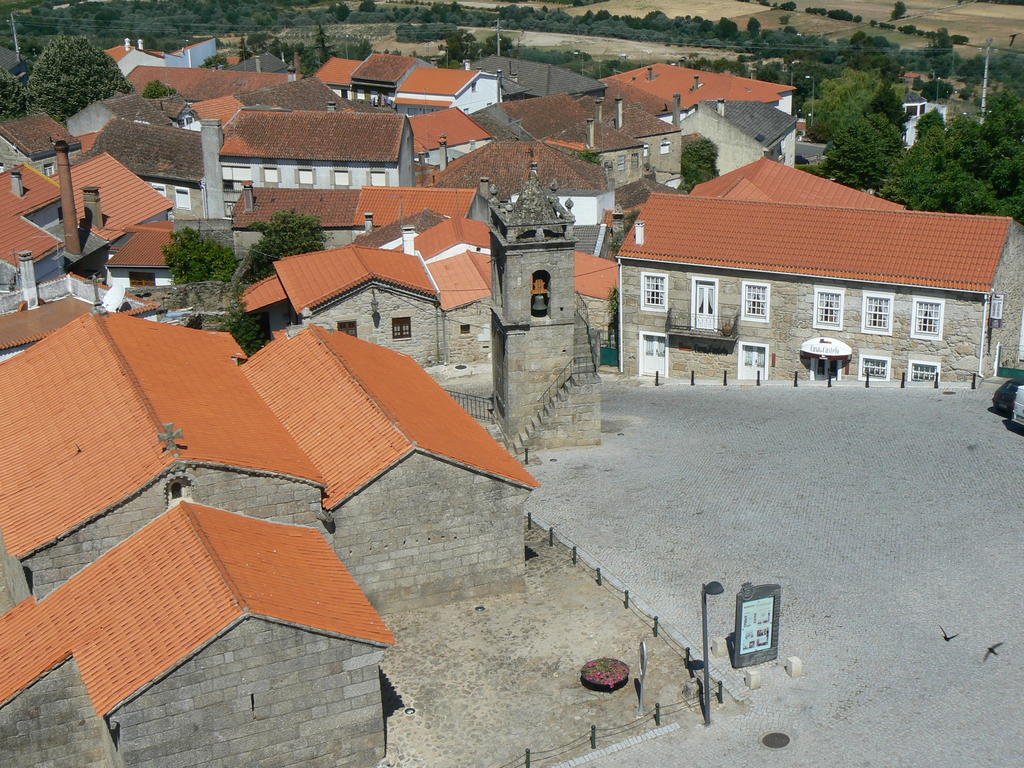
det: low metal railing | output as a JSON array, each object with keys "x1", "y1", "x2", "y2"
[
  {"x1": 445, "y1": 389, "x2": 496, "y2": 423},
  {"x1": 666, "y1": 308, "x2": 740, "y2": 339}
]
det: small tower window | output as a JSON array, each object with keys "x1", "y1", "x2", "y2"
[
  {"x1": 166, "y1": 474, "x2": 193, "y2": 506},
  {"x1": 531, "y1": 270, "x2": 550, "y2": 318}
]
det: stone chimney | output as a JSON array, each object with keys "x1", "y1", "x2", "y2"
[
  {"x1": 464, "y1": 59, "x2": 471, "y2": 70},
  {"x1": 478, "y1": 176, "x2": 490, "y2": 197},
  {"x1": 54, "y1": 140, "x2": 80, "y2": 258},
  {"x1": 10, "y1": 169, "x2": 23, "y2": 197},
  {"x1": 255, "y1": 56, "x2": 262, "y2": 73},
  {"x1": 327, "y1": 101, "x2": 337, "y2": 112},
  {"x1": 611, "y1": 208, "x2": 624, "y2": 234},
  {"x1": 287, "y1": 65, "x2": 295, "y2": 82},
  {"x1": 17, "y1": 251, "x2": 37, "y2": 310},
  {"x1": 200, "y1": 119, "x2": 225, "y2": 219},
  {"x1": 594, "y1": 97, "x2": 604, "y2": 123},
  {"x1": 496, "y1": 69, "x2": 503, "y2": 103},
  {"x1": 363, "y1": 211, "x2": 374, "y2": 232},
  {"x1": 672, "y1": 93, "x2": 681, "y2": 127},
  {"x1": 82, "y1": 186, "x2": 102, "y2": 228},
  {"x1": 402, "y1": 225, "x2": 416, "y2": 255},
  {"x1": 242, "y1": 181, "x2": 254, "y2": 213},
  {"x1": 123, "y1": 38, "x2": 131, "y2": 51},
  {"x1": 716, "y1": 98, "x2": 725, "y2": 116},
  {"x1": 137, "y1": 38, "x2": 144, "y2": 51},
  {"x1": 293, "y1": 52, "x2": 302, "y2": 79},
  {"x1": 692, "y1": 74, "x2": 701, "y2": 92},
  {"x1": 646, "y1": 66, "x2": 654, "y2": 81},
  {"x1": 438, "y1": 135, "x2": 448, "y2": 171},
  {"x1": 614, "y1": 97, "x2": 623, "y2": 130},
  {"x1": 586, "y1": 118, "x2": 595, "y2": 149},
  {"x1": 635, "y1": 219, "x2": 645, "y2": 246}
]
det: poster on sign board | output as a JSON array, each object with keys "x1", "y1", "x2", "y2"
[{"x1": 732, "y1": 583, "x2": 782, "y2": 668}]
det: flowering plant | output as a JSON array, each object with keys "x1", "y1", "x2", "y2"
[{"x1": 580, "y1": 658, "x2": 630, "y2": 690}]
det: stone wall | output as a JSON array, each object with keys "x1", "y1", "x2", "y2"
[
  {"x1": 0, "y1": 529, "x2": 29, "y2": 612},
  {"x1": 678, "y1": 106, "x2": 784, "y2": 175},
  {"x1": 621, "y1": 260, "x2": 991, "y2": 382},
  {"x1": 112, "y1": 618, "x2": 385, "y2": 768},
  {"x1": 330, "y1": 452, "x2": 528, "y2": 612},
  {"x1": 442, "y1": 299, "x2": 491, "y2": 365},
  {"x1": 24, "y1": 466, "x2": 323, "y2": 599},
  {"x1": 132, "y1": 280, "x2": 233, "y2": 312},
  {"x1": 988, "y1": 222, "x2": 1024, "y2": 369},
  {"x1": 0, "y1": 659, "x2": 120, "y2": 768},
  {"x1": 304, "y1": 285, "x2": 441, "y2": 366},
  {"x1": 529, "y1": 376, "x2": 602, "y2": 450}
]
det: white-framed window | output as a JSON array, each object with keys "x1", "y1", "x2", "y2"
[
  {"x1": 370, "y1": 171, "x2": 387, "y2": 186},
  {"x1": 813, "y1": 288, "x2": 844, "y2": 330},
  {"x1": 660, "y1": 138, "x2": 671, "y2": 154},
  {"x1": 642, "y1": 143, "x2": 649, "y2": 157},
  {"x1": 742, "y1": 281, "x2": 770, "y2": 323},
  {"x1": 173, "y1": 186, "x2": 191, "y2": 210},
  {"x1": 263, "y1": 166, "x2": 280, "y2": 184},
  {"x1": 640, "y1": 271, "x2": 668, "y2": 312},
  {"x1": 911, "y1": 297, "x2": 944, "y2": 339},
  {"x1": 858, "y1": 355, "x2": 891, "y2": 381},
  {"x1": 909, "y1": 360, "x2": 940, "y2": 383},
  {"x1": 861, "y1": 291, "x2": 894, "y2": 335},
  {"x1": 297, "y1": 168, "x2": 314, "y2": 186},
  {"x1": 334, "y1": 169, "x2": 350, "y2": 187},
  {"x1": 222, "y1": 165, "x2": 252, "y2": 182},
  {"x1": 150, "y1": 182, "x2": 167, "y2": 195},
  {"x1": 616, "y1": 155, "x2": 626, "y2": 171},
  {"x1": 42, "y1": 162, "x2": 55, "y2": 176}
]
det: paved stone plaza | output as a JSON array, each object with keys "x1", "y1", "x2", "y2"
[{"x1": 525, "y1": 378, "x2": 1024, "y2": 767}]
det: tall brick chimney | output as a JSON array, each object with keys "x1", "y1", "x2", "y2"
[{"x1": 54, "y1": 140, "x2": 80, "y2": 258}]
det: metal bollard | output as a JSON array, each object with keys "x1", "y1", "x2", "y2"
[
  {"x1": 972, "y1": 373, "x2": 977, "y2": 390},
  {"x1": 655, "y1": 370, "x2": 659, "y2": 387},
  {"x1": 685, "y1": 647, "x2": 691, "y2": 666},
  {"x1": 716, "y1": 680, "x2": 723, "y2": 704},
  {"x1": 756, "y1": 369, "x2": 761, "y2": 386},
  {"x1": 827, "y1": 371, "x2": 832, "y2": 388},
  {"x1": 596, "y1": 567, "x2": 602, "y2": 586},
  {"x1": 865, "y1": 370, "x2": 869, "y2": 388},
  {"x1": 548, "y1": 527, "x2": 554, "y2": 546},
  {"x1": 655, "y1": 702, "x2": 662, "y2": 726},
  {"x1": 653, "y1": 616, "x2": 659, "y2": 637},
  {"x1": 934, "y1": 373, "x2": 939, "y2": 389},
  {"x1": 525, "y1": 749, "x2": 531, "y2": 768},
  {"x1": 723, "y1": 370, "x2": 728, "y2": 386},
  {"x1": 793, "y1": 370, "x2": 798, "y2": 387},
  {"x1": 590, "y1": 724, "x2": 597, "y2": 750},
  {"x1": 690, "y1": 370, "x2": 695, "y2": 386},
  {"x1": 524, "y1": 447, "x2": 529, "y2": 464},
  {"x1": 527, "y1": 512, "x2": 532, "y2": 529},
  {"x1": 572, "y1": 544, "x2": 577, "y2": 565},
  {"x1": 624, "y1": 590, "x2": 629, "y2": 609},
  {"x1": 901, "y1": 371, "x2": 906, "y2": 389}
]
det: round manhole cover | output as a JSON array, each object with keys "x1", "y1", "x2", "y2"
[
  {"x1": 404, "y1": 707, "x2": 416, "y2": 716},
  {"x1": 454, "y1": 364, "x2": 468, "y2": 370},
  {"x1": 761, "y1": 732, "x2": 790, "y2": 749}
]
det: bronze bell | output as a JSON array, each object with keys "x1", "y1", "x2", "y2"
[{"x1": 531, "y1": 292, "x2": 549, "y2": 316}]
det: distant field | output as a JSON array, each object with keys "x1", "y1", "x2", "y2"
[{"x1": 565, "y1": 0, "x2": 766, "y2": 18}]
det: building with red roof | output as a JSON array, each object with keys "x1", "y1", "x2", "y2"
[
  {"x1": 316, "y1": 56, "x2": 362, "y2": 98},
  {"x1": 395, "y1": 65, "x2": 499, "y2": 116},
  {"x1": 618, "y1": 193, "x2": 1024, "y2": 383},
  {"x1": 127, "y1": 65, "x2": 288, "y2": 102},
  {"x1": 409, "y1": 108, "x2": 494, "y2": 167},
  {"x1": 349, "y1": 53, "x2": 430, "y2": 105},
  {"x1": 0, "y1": 113, "x2": 80, "y2": 176},
  {"x1": 104, "y1": 38, "x2": 165, "y2": 74}
]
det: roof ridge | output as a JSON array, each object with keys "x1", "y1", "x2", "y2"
[
  {"x1": 306, "y1": 325, "x2": 417, "y2": 449},
  {"x1": 178, "y1": 502, "x2": 250, "y2": 614}
]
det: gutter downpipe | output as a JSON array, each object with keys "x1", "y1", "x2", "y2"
[
  {"x1": 420, "y1": 251, "x2": 445, "y2": 364},
  {"x1": 978, "y1": 292, "x2": 989, "y2": 378},
  {"x1": 617, "y1": 260, "x2": 624, "y2": 373}
]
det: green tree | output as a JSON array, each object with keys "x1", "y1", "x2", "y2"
[
  {"x1": 225, "y1": 287, "x2": 267, "y2": 356},
  {"x1": 809, "y1": 69, "x2": 893, "y2": 142},
  {"x1": 441, "y1": 30, "x2": 479, "y2": 66},
  {"x1": 914, "y1": 108, "x2": 945, "y2": 139},
  {"x1": 141, "y1": 80, "x2": 177, "y2": 99},
  {"x1": 248, "y1": 211, "x2": 325, "y2": 281},
  {"x1": 822, "y1": 113, "x2": 903, "y2": 190},
  {"x1": 27, "y1": 35, "x2": 131, "y2": 122},
  {"x1": 162, "y1": 228, "x2": 238, "y2": 284},
  {"x1": 891, "y1": 1, "x2": 907, "y2": 19},
  {"x1": 200, "y1": 52, "x2": 229, "y2": 69},
  {"x1": 315, "y1": 23, "x2": 332, "y2": 64},
  {"x1": 867, "y1": 81, "x2": 908, "y2": 129},
  {"x1": 0, "y1": 69, "x2": 28, "y2": 120},
  {"x1": 679, "y1": 137, "x2": 718, "y2": 192},
  {"x1": 746, "y1": 18, "x2": 761, "y2": 37}
]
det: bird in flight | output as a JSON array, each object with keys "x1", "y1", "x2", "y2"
[
  {"x1": 983, "y1": 643, "x2": 1004, "y2": 661},
  {"x1": 939, "y1": 626, "x2": 958, "y2": 642},
  {"x1": 1011, "y1": 33, "x2": 1019, "y2": 47}
]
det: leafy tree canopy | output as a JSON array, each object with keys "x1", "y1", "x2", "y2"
[
  {"x1": 162, "y1": 228, "x2": 238, "y2": 284},
  {"x1": 808, "y1": 69, "x2": 904, "y2": 142},
  {"x1": 248, "y1": 210, "x2": 325, "y2": 281},
  {"x1": 200, "y1": 52, "x2": 230, "y2": 69},
  {"x1": 225, "y1": 286, "x2": 267, "y2": 356},
  {"x1": 141, "y1": 80, "x2": 177, "y2": 98},
  {"x1": 822, "y1": 113, "x2": 904, "y2": 191},
  {"x1": 0, "y1": 70, "x2": 28, "y2": 121},
  {"x1": 27, "y1": 35, "x2": 131, "y2": 122},
  {"x1": 679, "y1": 137, "x2": 718, "y2": 192}
]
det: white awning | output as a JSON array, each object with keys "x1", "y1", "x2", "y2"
[{"x1": 800, "y1": 337, "x2": 852, "y2": 360}]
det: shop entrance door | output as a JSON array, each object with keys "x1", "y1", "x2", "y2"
[
  {"x1": 812, "y1": 358, "x2": 842, "y2": 381},
  {"x1": 738, "y1": 343, "x2": 768, "y2": 380}
]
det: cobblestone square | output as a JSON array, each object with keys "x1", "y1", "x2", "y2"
[{"x1": 525, "y1": 379, "x2": 1024, "y2": 767}]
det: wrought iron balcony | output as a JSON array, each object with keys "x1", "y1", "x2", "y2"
[{"x1": 665, "y1": 308, "x2": 740, "y2": 340}]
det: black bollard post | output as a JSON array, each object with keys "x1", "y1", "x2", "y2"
[
  {"x1": 572, "y1": 544, "x2": 577, "y2": 564},
  {"x1": 655, "y1": 702, "x2": 662, "y2": 726},
  {"x1": 596, "y1": 567, "x2": 602, "y2": 586},
  {"x1": 900, "y1": 371, "x2": 906, "y2": 389},
  {"x1": 793, "y1": 370, "x2": 798, "y2": 387},
  {"x1": 590, "y1": 724, "x2": 597, "y2": 750},
  {"x1": 827, "y1": 371, "x2": 832, "y2": 388},
  {"x1": 756, "y1": 369, "x2": 761, "y2": 386},
  {"x1": 716, "y1": 680, "x2": 723, "y2": 704},
  {"x1": 524, "y1": 447, "x2": 529, "y2": 464},
  {"x1": 655, "y1": 370, "x2": 659, "y2": 387},
  {"x1": 865, "y1": 370, "x2": 869, "y2": 388},
  {"x1": 934, "y1": 372, "x2": 939, "y2": 389},
  {"x1": 653, "y1": 616, "x2": 659, "y2": 637},
  {"x1": 723, "y1": 370, "x2": 728, "y2": 386},
  {"x1": 525, "y1": 749, "x2": 531, "y2": 768},
  {"x1": 527, "y1": 512, "x2": 532, "y2": 529},
  {"x1": 690, "y1": 370, "x2": 695, "y2": 386},
  {"x1": 548, "y1": 527, "x2": 554, "y2": 547},
  {"x1": 972, "y1": 373, "x2": 977, "y2": 390},
  {"x1": 624, "y1": 590, "x2": 629, "y2": 609}
]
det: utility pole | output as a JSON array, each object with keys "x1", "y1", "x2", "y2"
[
  {"x1": 9, "y1": 13, "x2": 19, "y2": 58},
  {"x1": 496, "y1": 18, "x2": 501, "y2": 57},
  {"x1": 980, "y1": 38, "x2": 992, "y2": 122}
]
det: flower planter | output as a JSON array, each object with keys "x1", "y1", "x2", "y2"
[{"x1": 580, "y1": 658, "x2": 630, "y2": 692}]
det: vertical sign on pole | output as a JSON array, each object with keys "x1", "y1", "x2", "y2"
[
  {"x1": 637, "y1": 640, "x2": 648, "y2": 713},
  {"x1": 990, "y1": 292, "x2": 1005, "y2": 329},
  {"x1": 731, "y1": 583, "x2": 782, "y2": 669}
]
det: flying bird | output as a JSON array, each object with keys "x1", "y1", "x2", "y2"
[
  {"x1": 983, "y1": 642, "x2": 1004, "y2": 661},
  {"x1": 1011, "y1": 34, "x2": 1019, "y2": 47},
  {"x1": 939, "y1": 626, "x2": 958, "y2": 642}
]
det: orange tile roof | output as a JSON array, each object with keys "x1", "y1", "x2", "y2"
[
  {"x1": 409, "y1": 107, "x2": 493, "y2": 153},
  {"x1": 244, "y1": 326, "x2": 536, "y2": 508},
  {"x1": 0, "y1": 297, "x2": 92, "y2": 351},
  {"x1": 0, "y1": 502, "x2": 392, "y2": 714},
  {"x1": 71, "y1": 152, "x2": 173, "y2": 240},
  {"x1": 416, "y1": 216, "x2": 490, "y2": 259},
  {"x1": 352, "y1": 53, "x2": 421, "y2": 84},
  {"x1": 0, "y1": 314, "x2": 322, "y2": 557},
  {"x1": 399, "y1": 67, "x2": 476, "y2": 96},
  {"x1": 574, "y1": 251, "x2": 617, "y2": 300},
  {"x1": 126, "y1": 66, "x2": 288, "y2": 101},
  {"x1": 233, "y1": 188, "x2": 360, "y2": 228},
  {"x1": 355, "y1": 186, "x2": 478, "y2": 228},
  {"x1": 395, "y1": 96, "x2": 450, "y2": 108},
  {"x1": 105, "y1": 44, "x2": 164, "y2": 62},
  {"x1": 107, "y1": 223, "x2": 172, "y2": 267},
  {"x1": 429, "y1": 250, "x2": 491, "y2": 310},
  {"x1": 242, "y1": 273, "x2": 288, "y2": 311},
  {"x1": 0, "y1": 165, "x2": 62, "y2": 264},
  {"x1": 605, "y1": 64, "x2": 792, "y2": 111},
  {"x1": 690, "y1": 158, "x2": 905, "y2": 211},
  {"x1": 271, "y1": 244, "x2": 436, "y2": 312},
  {"x1": 191, "y1": 94, "x2": 244, "y2": 124},
  {"x1": 621, "y1": 195, "x2": 1013, "y2": 292},
  {"x1": 0, "y1": 114, "x2": 77, "y2": 156},
  {"x1": 77, "y1": 131, "x2": 99, "y2": 152},
  {"x1": 316, "y1": 57, "x2": 362, "y2": 86},
  {"x1": 0, "y1": 598, "x2": 68, "y2": 711}
]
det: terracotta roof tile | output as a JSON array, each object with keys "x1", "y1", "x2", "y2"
[
  {"x1": 399, "y1": 67, "x2": 476, "y2": 96},
  {"x1": 690, "y1": 158, "x2": 905, "y2": 211},
  {"x1": 126, "y1": 66, "x2": 288, "y2": 102},
  {"x1": 233, "y1": 189, "x2": 360, "y2": 228},
  {"x1": 416, "y1": 217, "x2": 490, "y2": 259},
  {"x1": 0, "y1": 165, "x2": 61, "y2": 264},
  {"x1": 574, "y1": 251, "x2": 617, "y2": 299},
  {"x1": 220, "y1": 110, "x2": 406, "y2": 162},
  {"x1": 77, "y1": 131, "x2": 99, "y2": 152},
  {"x1": 0, "y1": 297, "x2": 91, "y2": 350},
  {"x1": 495, "y1": 94, "x2": 588, "y2": 139},
  {"x1": 78, "y1": 119, "x2": 203, "y2": 183},
  {"x1": 316, "y1": 57, "x2": 362, "y2": 86},
  {"x1": 355, "y1": 187, "x2": 477, "y2": 228},
  {"x1": 0, "y1": 503, "x2": 392, "y2": 713},
  {"x1": 0, "y1": 114, "x2": 77, "y2": 156},
  {"x1": 431, "y1": 140, "x2": 607, "y2": 198},
  {"x1": 191, "y1": 94, "x2": 244, "y2": 123},
  {"x1": 272, "y1": 244, "x2": 436, "y2": 312},
  {"x1": 70, "y1": 152, "x2": 173, "y2": 240},
  {"x1": 93, "y1": 93, "x2": 174, "y2": 126},
  {"x1": 236, "y1": 77, "x2": 352, "y2": 112},
  {"x1": 107, "y1": 223, "x2": 172, "y2": 267},
  {"x1": 351, "y1": 209, "x2": 447, "y2": 249},
  {"x1": 598, "y1": 80, "x2": 672, "y2": 117},
  {"x1": 105, "y1": 44, "x2": 164, "y2": 62},
  {"x1": 605, "y1": 64, "x2": 792, "y2": 111},
  {"x1": 352, "y1": 53, "x2": 422, "y2": 84},
  {"x1": 0, "y1": 314, "x2": 322, "y2": 557},
  {"x1": 242, "y1": 273, "x2": 288, "y2": 311},
  {"x1": 244, "y1": 326, "x2": 537, "y2": 507},
  {"x1": 409, "y1": 108, "x2": 493, "y2": 153},
  {"x1": 429, "y1": 250, "x2": 491, "y2": 310},
  {"x1": 621, "y1": 195, "x2": 1012, "y2": 292}
]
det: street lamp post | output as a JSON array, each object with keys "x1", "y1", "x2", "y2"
[
  {"x1": 701, "y1": 580, "x2": 724, "y2": 727},
  {"x1": 804, "y1": 75, "x2": 815, "y2": 131}
]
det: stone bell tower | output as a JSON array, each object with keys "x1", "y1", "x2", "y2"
[{"x1": 489, "y1": 164, "x2": 601, "y2": 453}]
